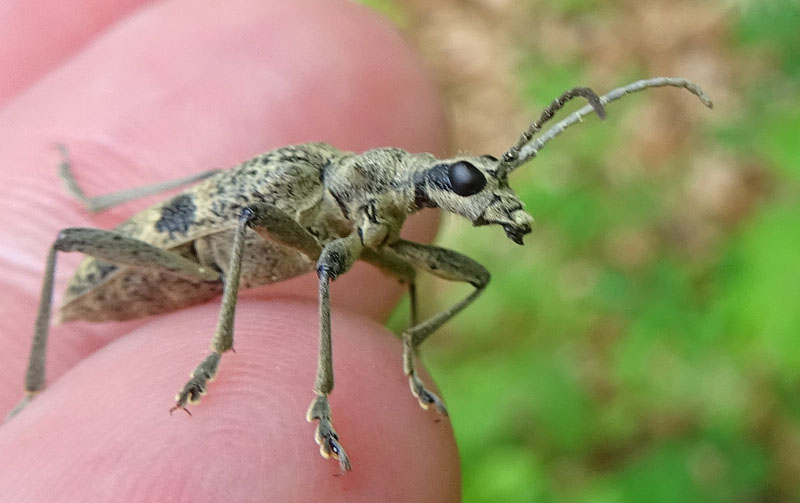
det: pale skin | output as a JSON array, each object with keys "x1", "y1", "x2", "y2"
[{"x1": 0, "y1": 1, "x2": 461, "y2": 501}]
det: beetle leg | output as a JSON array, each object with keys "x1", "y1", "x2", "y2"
[
  {"x1": 305, "y1": 233, "x2": 363, "y2": 473},
  {"x1": 6, "y1": 228, "x2": 220, "y2": 420},
  {"x1": 172, "y1": 203, "x2": 325, "y2": 412},
  {"x1": 239, "y1": 204, "x2": 356, "y2": 471},
  {"x1": 57, "y1": 144, "x2": 221, "y2": 213},
  {"x1": 387, "y1": 240, "x2": 491, "y2": 416},
  {"x1": 171, "y1": 208, "x2": 253, "y2": 414},
  {"x1": 246, "y1": 202, "x2": 322, "y2": 260},
  {"x1": 361, "y1": 247, "x2": 418, "y2": 326}
]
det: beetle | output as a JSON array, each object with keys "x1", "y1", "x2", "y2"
[{"x1": 8, "y1": 77, "x2": 712, "y2": 472}]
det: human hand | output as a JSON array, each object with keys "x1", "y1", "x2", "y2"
[{"x1": 0, "y1": 1, "x2": 459, "y2": 500}]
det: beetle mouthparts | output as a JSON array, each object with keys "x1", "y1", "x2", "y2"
[{"x1": 503, "y1": 223, "x2": 530, "y2": 245}]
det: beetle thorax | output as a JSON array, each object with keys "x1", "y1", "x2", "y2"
[{"x1": 322, "y1": 148, "x2": 424, "y2": 247}]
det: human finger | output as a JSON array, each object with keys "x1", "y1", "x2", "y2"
[{"x1": 0, "y1": 300, "x2": 461, "y2": 502}]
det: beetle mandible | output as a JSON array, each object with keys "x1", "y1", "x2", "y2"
[{"x1": 8, "y1": 77, "x2": 712, "y2": 472}]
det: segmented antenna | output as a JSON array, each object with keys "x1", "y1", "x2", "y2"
[
  {"x1": 500, "y1": 87, "x2": 606, "y2": 171},
  {"x1": 499, "y1": 77, "x2": 713, "y2": 174}
]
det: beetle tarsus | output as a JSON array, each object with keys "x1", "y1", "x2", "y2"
[
  {"x1": 409, "y1": 374, "x2": 449, "y2": 417},
  {"x1": 307, "y1": 395, "x2": 351, "y2": 473},
  {"x1": 169, "y1": 403, "x2": 192, "y2": 416}
]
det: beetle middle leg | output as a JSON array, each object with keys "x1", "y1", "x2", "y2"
[
  {"x1": 169, "y1": 209, "x2": 251, "y2": 414},
  {"x1": 171, "y1": 203, "x2": 324, "y2": 413}
]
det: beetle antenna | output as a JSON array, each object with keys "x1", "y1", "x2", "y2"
[
  {"x1": 500, "y1": 77, "x2": 713, "y2": 173},
  {"x1": 500, "y1": 87, "x2": 606, "y2": 174}
]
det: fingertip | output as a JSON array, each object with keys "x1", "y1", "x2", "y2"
[
  {"x1": 0, "y1": 300, "x2": 459, "y2": 501},
  {"x1": 0, "y1": 0, "x2": 153, "y2": 105}
]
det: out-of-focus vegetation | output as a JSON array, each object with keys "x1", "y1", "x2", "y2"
[{"x1": 364, "y1": 0, "x2": 800, "y2": 501}]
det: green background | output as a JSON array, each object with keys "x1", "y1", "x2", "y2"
[{"x1": 364, "y1": 1, "x2": 800, "y2": 501}]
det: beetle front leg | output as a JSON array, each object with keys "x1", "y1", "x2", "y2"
[
  {"x1": 306, "y1": 233, "x2": 363, "y2": 473},
  {"x1": 389, "y1": 240, "x2": 490, "y2": 416}
]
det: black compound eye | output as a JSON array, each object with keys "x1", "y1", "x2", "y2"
[{"x1": 448, "y1": 161, "x2": 486, "y2": 196}]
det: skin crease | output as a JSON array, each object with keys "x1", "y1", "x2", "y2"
[{"x1": 0, "y1": 1, "x2": 461, "y2": 501}]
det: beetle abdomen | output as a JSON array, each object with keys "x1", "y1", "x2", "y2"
[
  {"x1": 59, "y1": 231, "x2": 318, "y2": 323},
  {"x1": 59, "y1": 265, "x2": 222, "y2": 322}
]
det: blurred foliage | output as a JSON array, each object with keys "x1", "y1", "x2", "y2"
[
  {"x1": 356, "y1": 0, "x2": 409, "y2": 26},
  {"x1": 363, "y1": 0, "x2": 800, "y2": 501}
]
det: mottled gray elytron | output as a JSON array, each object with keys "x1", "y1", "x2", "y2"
[{"x1": 9, "y1": 78, "x2": 712, "y2": 473}]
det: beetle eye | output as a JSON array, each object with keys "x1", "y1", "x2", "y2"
[{"x1": 448, "y1": 161, "x2": 486, "y2": 196}]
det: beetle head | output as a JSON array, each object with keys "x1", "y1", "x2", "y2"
[
  {"x1": 413, "y1": 155, "x2": 533, "y2": 245},
  {"x1": 408, "y1": 78, "x2": 715, "y2": 246}
]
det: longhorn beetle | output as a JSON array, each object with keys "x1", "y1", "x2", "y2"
[{"x1": 9, "y1": 77, "x2": 712, "y2": 472}]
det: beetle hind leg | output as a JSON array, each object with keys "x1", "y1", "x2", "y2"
[
  {"x1": 57, "y1": 144, "x2": 221, "y2": 213},
  {"x1": 169, "y1": 209, "x2": 253, "y2": 413},
  {"x1": 170, "y1": 352, "x2": 221, "y2": 414},
  {"x1": 6, "y1": 227, "x2": 220, "y2": 420}
]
